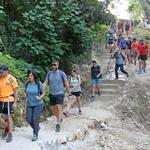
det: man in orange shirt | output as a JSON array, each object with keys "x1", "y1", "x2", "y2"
[
  {"x1": 131, "y1": 38, "x2": 139, "y2": 65},
  {"x1": 0, "y1": 65, "x2": 18, "y2": 143}
]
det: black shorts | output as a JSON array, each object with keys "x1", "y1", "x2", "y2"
[
  {"x1": 0, "y1": 102, "x2": 14, "y2": 115},
  {"x1": 121, "y1": 48, "x2": 126, "y2": 50},
  {"x1": 49, "y1": 94, "x2": 64, "y2": 106},
  {"x1": 71, "y1": 91, "x2": 81, "y2": 97},
  {"x1": 139, "y1": 55, "x2": 147, "y2": 61}
]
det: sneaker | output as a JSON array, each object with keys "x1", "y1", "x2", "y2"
[
  {"x1": 1, "y1": 131, "x2": 8, "y2": 140},
  {"x1": 98, "y1": 91, "x2": 101, "y2": 96},
  {"x1": 138, "y1": 70, "x2": 142, "y2": 74},
  {"x1": 91, "y1": 95, "x2": 95, "y2": 101},
  {"x1": 32, "y1": 134, "x2": 38, "y2": 141},
  {"x1": 56, "y1": 124, "x2": 60, "y2": 132},
  {"x1": 63, "y1": 111, "x2": 69, "y2": 117},
  {"x1": 6, "y1": 134, "x2": 13, "y2": 143},
  {"x1": 126, "y1": 73, "x2": 129, "y2": 78},
  {"x1": 79, "y1": 110, "x2": 82, "y2": 115}
]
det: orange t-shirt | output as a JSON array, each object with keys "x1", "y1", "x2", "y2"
[
  {"x1": 131, "y1": 42, "x2": 139, "y2": 51},
  {"x1": 0, "y1": 74, "x2": 18, "y2": 102}
]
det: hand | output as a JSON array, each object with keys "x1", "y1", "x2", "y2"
[
  {"x1": 12, "y1": 102, "x2": 17, "y2": 111},
  {"x1": 36, "y1": 96, "x2": 41, "y2": 100},
  {"x1": 23, "y1": 93, "x2": 27, "y2": 98}
]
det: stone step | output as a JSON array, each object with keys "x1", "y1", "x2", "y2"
[
  {"x1": 101, "y1": 88, "x2": 117, "y2": 95},
  {"x1": 101, "y1": 83, "x2": 118, "y2": 89},
  {"x1": 102, "y1": 79, "x2": 125, "y2": 85}
]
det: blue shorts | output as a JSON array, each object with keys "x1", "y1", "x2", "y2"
[
  {"x1": 91, "y1": 79, "x2": 102, "y2": 85},
  {"x1": 132, "y1": 51, "x2": 138, "y2": 58}
]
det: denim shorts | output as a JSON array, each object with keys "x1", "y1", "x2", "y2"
[
  {"x1": 132, "y1": 51, "x2": 138, "y2": 58},
  {"x1": 91, "y1": 79, "x2": 102, "y2": 85},
  {"x1": 49, "y1": 94, "x2": 64, "y2": 106}
]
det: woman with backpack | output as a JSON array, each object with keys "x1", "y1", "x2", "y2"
[
  {"x1": 63, "y1": 69, "x2": 82, "y2": 116},
  {"x1": 24, "y1": 70, "x2": 45, "y2": 141}
]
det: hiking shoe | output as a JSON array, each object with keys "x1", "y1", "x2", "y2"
[
  {"x1": 79, "y1": 110, "x2": 82, "y2": 115},
  {"x1": 63, "y1": 111, "x2": 69, "y2": 117},
  {"x1": 32, "y1": 134, "x2": 38, "y2": 141},
  {"x1": 98, "y1": 91, "x2": 101, "y2": 96},
  {"x1": 56, "y1": 124, "x2": 60, "y2": 132},
  {"x1": 126, "y1": 73, "x2": 129, "y2": 78},
  {"x1": 138, "y1": 70, "x2": 142, "y2": 74},
  {"x1": 6, "y1": 134, "x2": 13, "y2": 143},
  {"x1": 1, "y1": 131, "x2": 8, "y2": 140},
  {"x1": 60, "y1": 119, "x2": 63, "y2": 123},
  {"x1": 91, "y1": 95, "x2": 95, "y2": 101}
]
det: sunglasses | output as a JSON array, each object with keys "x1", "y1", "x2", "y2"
[{"x1": 51, "y1": 64, "x2": 57, "y2": 66}]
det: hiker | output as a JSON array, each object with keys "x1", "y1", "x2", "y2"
[
  {"x1": 107, "y1": 32, "x2": 114, "y2": 53},
  {"x1": 138, "y1": 40, "x2": 149, "y2": 73},
  {"x1": 117, "y1": 22, "x2": 123, "y2": 34},
  {"x1": 91, "y1": 60, "x2": 102, "y2": 98},
  {"x1": 119, "y1": 36, "x2": 127, "y2": 55},
  {"x1": 105, "y1": 30, "x2": 110, "y2": 49},
  {"x1": 113, "y1": 31, "x2": 118, "y2": 48},
  {"x1": 125, "y1": 21, "x2": 130, "y2": 37},
  {"x1": 126, "y1": 37, "x2": 132, "y2": 63},
  {"x1": 0, "y1": 65, "x2": 18, "y2": 143},
  {"x1": 110, "y1": 22, "x2": 116, "y2": 33},
  {"x1": 24, "y1": 69, "x2": 45, "y2": 141},
  {"x1": 131, "y1": 38, "x2": 139, "y2": 65},
  {"x1": 44, "y1": 61, "x2": 71, "y2": 132},
  {"x1": 63, "y1": 69, "x2": 82, "y2": 116},
  {"x1": 112, "y1": 49, "x2": 129, "y2": 80}
]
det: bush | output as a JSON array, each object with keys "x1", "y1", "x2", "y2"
[{"x1": 94, "y1": 23, "x2": 108, "y2": 43}]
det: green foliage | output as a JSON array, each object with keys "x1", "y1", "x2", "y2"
[
  {"x1": 94, "y1": 23, "x2": 108, "y2": 43},
  {"x1": 5, "y1": 0, "x2": 92, "y2": 70},
  {"x1": 0, "y1": 0, "x2": 115, "y2": 73},
  {"x1": 129, "y1": 0, "x2": 145, "y2": 21},
  {"x1": 144, "y1": 32, "x2": 150, "y2": 40}
]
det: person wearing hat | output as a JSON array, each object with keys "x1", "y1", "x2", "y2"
[
  {"x1": 0, "y1": 65, "x2": 18, "y2": 143},
  {"x1": 44, "y1": 61, "x2": 71, "y2": 132},
  {"x1": 91, "y1": 60, "x2": 102, "y2": 99}
]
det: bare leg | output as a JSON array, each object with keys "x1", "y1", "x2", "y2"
[
  {"x1": 92, "y1": 85, "x2": 96, "y2": 96},
  {"x1": 57, "y1": 104, "x2": 63, "y2": 124},
  {"x1": 7, "y1": 115, "x2": 13, "y2": 134},
  {"x1": 52, "y1": 106, "x2": 58, "y2": 118},
  {"x1": 143, "y1": 60, "x2": 146, "y2": 72},
  {"x1": 0, "y1": 114, "x2": 7, "y2": 129},
  {"x1": 76, "y1": 96, "x2": 81, "y2": 111}
]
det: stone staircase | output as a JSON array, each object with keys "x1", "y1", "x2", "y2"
[{"x1": 101, "y1": 79, "x2": 125, "y2": 97}]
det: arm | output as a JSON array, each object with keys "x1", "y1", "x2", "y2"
[
  {"x1": 64, "y1": 80, "x2": 71, "y2": 96},
  {"x1": 36, "y1": 90, "x2": 46, "y2": 100}
]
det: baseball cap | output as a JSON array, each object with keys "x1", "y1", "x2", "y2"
[
  {"x1": 0, "y1": 65, "x2": 9, "y2": 73},
  {"x1": 92, "y1": 60, "x2": 97, "y2": 63}
]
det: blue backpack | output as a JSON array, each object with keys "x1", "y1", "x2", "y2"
[
  {"x1": 108, "y1": 35, "x2": 114, "y2": 44},
  {"x1": 120, "y1": 39, "x2": 126, "y2": 48}
]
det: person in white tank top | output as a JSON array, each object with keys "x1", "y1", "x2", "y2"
[{"x1": 63, "y1": 69, "x2": 82, "y2": 116}]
